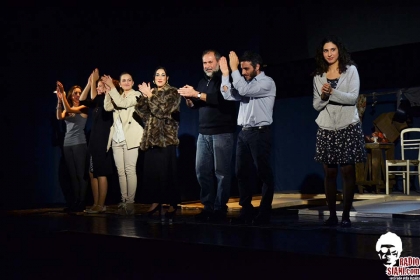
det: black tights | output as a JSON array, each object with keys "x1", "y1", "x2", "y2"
[{"x1": 323, "y1": 164, "x2": 355, "y2": 220}]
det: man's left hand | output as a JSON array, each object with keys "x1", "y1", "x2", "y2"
[{"x1": 229, "y1": 51, "x2": 239, "y2": 71}]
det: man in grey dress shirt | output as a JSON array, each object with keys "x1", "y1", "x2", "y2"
[{"x1": 220, "y1": 51, "x2": 276, "y2": 225}]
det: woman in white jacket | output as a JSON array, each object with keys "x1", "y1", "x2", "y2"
[
  {"x1": 312, "y1": 36, "x2": 366, "y2": 228},
  {"x1": 103, "y1": 73, "x2": 143, "y2": 215}
]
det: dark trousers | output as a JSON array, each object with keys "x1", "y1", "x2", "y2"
[
  {"x1": 63, "y1": 144, "x2": 88, "y2": 205},
  {"x1": 236, "y1": 127, "x2": 274, "y2": 215}
]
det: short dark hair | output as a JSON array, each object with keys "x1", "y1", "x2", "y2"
[
  {"x1": 202, "y1": 49, "x2": 221, "y2": 61},
  {"x1": 240, "y1": 51, "x2": 263, "y2": 70},
  {"x1": 314, "y1": 35, "x2": 356, "y2": 76}
]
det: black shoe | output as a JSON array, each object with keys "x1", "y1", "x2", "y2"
[
  {"x1": 69, "y1": 201, "x2": 85, "y2": 212},
  {"x1": 252, "y1": 213, "x2": 271, "y2": 226},
  {"x1": 145, "y1": 203, "x2": 161, "y2": 217},
  {"x1": 165, "y1": 208, "x2": 177, "y2": 223},
  {"x1": 208, "y1": 210, "x2": 227, "y2": 222},
  {"x1": 194, "y1": 210, "x2": 212, "y2": 221},
  {"x1": 340, "y1": 218, "x2": 352, "y2": 228},
  {"x1": 230, "y1": 214, "x2": 253, "y2": 225},
  {"x1": 323, "y1": 216, "x2": 339, "y2": 226}
]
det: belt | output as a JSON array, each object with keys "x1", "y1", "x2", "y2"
[{"x1": 242, "y1": 125, "x2": 270, "y2": 131}]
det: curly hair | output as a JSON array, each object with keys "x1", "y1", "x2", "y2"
[{"x1": 314, "y1": 35, "x2": 356, "y2": 76}]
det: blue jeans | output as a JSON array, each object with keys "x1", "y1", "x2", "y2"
[{"x1": 196, "y1": 133, "x2": 234, "y2": 212}]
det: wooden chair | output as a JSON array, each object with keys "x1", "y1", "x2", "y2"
[{"x1": 385, "y1": 128, "x2": 420, "y2": 195}]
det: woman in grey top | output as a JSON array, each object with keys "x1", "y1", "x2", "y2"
[
  {"x1": 56, "y1": 81, "x2": 89, "y2": 212},
  {"x1": 312, "y1": 36, "x2": 366, "y2": 228}
]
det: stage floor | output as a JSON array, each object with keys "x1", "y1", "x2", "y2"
[{"x1": 3, "y1": 192, "x2": 420, "y2": 279}]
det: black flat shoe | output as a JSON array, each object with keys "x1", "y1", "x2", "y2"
[
  {"x1": 145, "y1": 203, "x2": 161, "y2": 217},
  {"x1": 165, "y1": 209, "x2": 177, "y2": 223},
  {"x1": 340, "y1": 219, "x2": 352, "y2": 228},
  {"x1": 208, "y1": 210, "x2": 227, "y2": 222},
  {"x1": 230, "y1": 214, "x2": 253, "y2": 225},
  {"x1": 194, "y1": 210, "x2": 212, "y2": 222},
  {"x1": 323, "y1": 216, "x2": 338, "y2": 226},
  {"x1": 252, "y1": 213, "x2": 271, "y2": 226}
]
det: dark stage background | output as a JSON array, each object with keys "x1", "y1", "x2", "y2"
[{"x1": 2, "y1": 3, "x2": 420, "y2": 210}]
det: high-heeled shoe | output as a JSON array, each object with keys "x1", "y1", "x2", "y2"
[{"x1": 145, "y1": 203, "x2": 161, "y2": 217}]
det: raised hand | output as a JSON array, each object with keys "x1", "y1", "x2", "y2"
[
  {"x1": 138, "y1": 82, "x2": 152, "y2": 98},
  {"x1": 88, "y1": 73, "x2": 93, "y2": 85},
  {"x1": 101, "y1": 75, "x2": 114, "y2": 88},
  {"x1": 228, "y1": 51, "x2": 239, "y2": 71},
  {"x1": 92, "y1": 68, "x2": 100, "y2": 82},
  {"x1": 219, "y1": 56, "x2": 229, "y2": 76},
  {"x1": 56, "y1": 81, "x2": 65, "y2": 100}
]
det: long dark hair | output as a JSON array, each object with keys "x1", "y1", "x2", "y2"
[
  {"x1": 66, "y1": 85, "x2": 82, "y2": 107},
  {"x1": 313, "y1": 35, "x2": 356, "y2": 76}
]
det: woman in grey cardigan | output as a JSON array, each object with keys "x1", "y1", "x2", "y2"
[{"x1": 312, "y1": 36, "x2": 366, "y2": 228}]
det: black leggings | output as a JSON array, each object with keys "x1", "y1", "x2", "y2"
[
  {"x1": 323, "y1": 164, "x2": 355, "y2": 219},
  {"x1": 63, "y1": 144, "x2": 88, "y2": 205}
]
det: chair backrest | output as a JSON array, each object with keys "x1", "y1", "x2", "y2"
[{"x1": 400, "y1": 128, "x2": 420, "y2": 160}]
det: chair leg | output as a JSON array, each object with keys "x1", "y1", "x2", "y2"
[
  {"x1": 385, "y1": 162, "x2": 389, "y2": 195},
  {"x1": 418, "y1": 169, "x2": 420, "y2": 194},
  {"x1": 406, "y1": 162, "x2": 410, "y2": 195}
]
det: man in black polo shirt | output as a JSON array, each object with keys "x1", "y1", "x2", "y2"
[{"x1": 178, "y1": 49, "x2": 237, "y2": 221}]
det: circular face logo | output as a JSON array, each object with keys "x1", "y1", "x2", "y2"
[
  {"x1": 376, "y1": 232, "x2": 420, "y2": 278},
  {"x1": 376, "y1": 232, "x2": 403, "y2": 268}
]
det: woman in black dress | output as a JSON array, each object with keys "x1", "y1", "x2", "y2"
[
  {"x1": 80, "y1": 69, "x2": 115, "y2": 213},
  {"x1": 136, "y1": 67, "x2": 181, "y2": 222}
]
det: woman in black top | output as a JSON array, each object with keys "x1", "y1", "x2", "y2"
[{"x1": 80, "y1": 69, "x2": 115, "y2": 214}]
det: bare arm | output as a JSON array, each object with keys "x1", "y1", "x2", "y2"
[
  {"x1": 57, "y1": 81, "x2": 88, "y2": 115},
  {"x1": 79, "y1": 74, "x2": 92, "y2": 101},
  {"x1": 55, "y1": 89, "x2": 66, "y2": 120},
  {"x1": 90, "y1": 68, "x2": 100, "y2": 100}
]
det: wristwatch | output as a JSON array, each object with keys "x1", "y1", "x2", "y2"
[{"x1": 197, "y1": 92, "x2": 201, "y2": 99}]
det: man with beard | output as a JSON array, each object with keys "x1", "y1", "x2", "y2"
[
  {"x1": 178, "y1": 50, "x2": 237, "y2": 222},
  {"x1": 219, "y1": 51, "x2": 276, "y2": 225}
]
